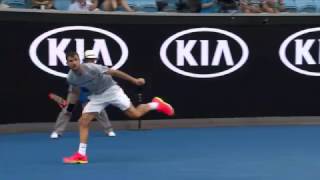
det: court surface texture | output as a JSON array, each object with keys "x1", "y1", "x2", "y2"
[{"x1": 1, "y1": 125, "x2": 320, "y2": 180}]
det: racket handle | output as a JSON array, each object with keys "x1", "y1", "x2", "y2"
[{"x1": 48, "y1": 93, "x2": 67, "y2": 108}]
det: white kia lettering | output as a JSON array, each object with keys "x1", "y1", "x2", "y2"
[
  {"x1": 211, "y1": 40, "x2": 234, "y2": 66},
  {"x1": 92, "y1": 39, "x2": 112, "y2": 66},
  {"x1": 295, "y1": 39, "x2": 316, "y2": 65},
  {"x1": 176, "y1": 40, "x2": 197, "y2": 66},
  {"x1": 176, "y1": 40, "x2": 234, "y2": 66},
  {"x1": 48, "y1": 38, "x2": 70, "y2": 66},
  {"x1": 29, "y1": 26, "x2": 128, "y2": 78},
  {"x1": 279, "y1": 27, "x2": 320, "y2": 76},
  {"x1": 160, "y1": 28, "x2": 249, "y2": 78}
]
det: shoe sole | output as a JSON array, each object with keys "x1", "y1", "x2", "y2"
[
  {"x1": 154, "y1": 97, "x2": 175, "y2": 116},
  {"x1": 50, "y1": 133, "x2": 61, "y2": 139},
  {"x1": 63, "y1": 160, "x2": 88, "y2": 164}
]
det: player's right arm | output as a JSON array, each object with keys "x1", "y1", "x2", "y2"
[
  {"x1": 106, "y1": 69, "x2": 145, "y2": 86},
  {"x1": 65, "y1": 85, "x2": 80, "y2": 112},
  {"x1": 88, "y1": 63, "x2": 146, "y2": 86}
]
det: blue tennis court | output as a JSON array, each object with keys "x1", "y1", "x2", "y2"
[{"x1": 1, "y1": 125, "x2": 320, "y2": 180}]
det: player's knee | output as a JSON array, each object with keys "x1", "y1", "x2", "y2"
[
  {"x1": 79, "y1": 115, "x2": 92, "y2": 127},
  {"x1": 79, "y1": 118, "x2": 89, "y2": 127}
]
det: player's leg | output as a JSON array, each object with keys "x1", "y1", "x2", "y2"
[
  {"x1": 79, "y1": 113, "x2": 96, "y2": 144},
  {"x1": 81, "y1": 101, "x2": 115, "y2": 136},
  {"x1": 123, "y1": 98, "x2": 173, "y2": 118},
  {"x1": 124, "y1": 104, "x2": 152, "y2": 119},
  {"x1": 63, "y1": 101, "x2": 104, "y2": 164},
  {"x1": 124, "y1": 97, "x2": 175, "y2": 119},
  {"x1": 111, "y1": 86, "x2": 174, "y2": 119},
  {"x1": 63, "y1": 112, "x2": 96, "y2": 164}
]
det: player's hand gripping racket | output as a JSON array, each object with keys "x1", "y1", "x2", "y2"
[{"x1": 48, "y1": 93, "x2": 67, "y2": 109}]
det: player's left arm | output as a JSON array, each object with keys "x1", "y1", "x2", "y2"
[{"x1": 106, "y1": 69, "x2": 145, "y2": 86}]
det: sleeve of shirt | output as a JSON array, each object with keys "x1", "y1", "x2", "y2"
[
  {"x1": 66, "y1": 74, "x2": 79, "y2": 89},
  {"x1": 92, "y1": 64, "x2": 109, "y2": 74}
]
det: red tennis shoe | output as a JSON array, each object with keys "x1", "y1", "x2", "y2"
[
  {"x1": 152, "y1": 97, "x2": 175, "y2": 116},
  {"x1": 63, "y1": 152, "x2": 88, "y2": 164}
]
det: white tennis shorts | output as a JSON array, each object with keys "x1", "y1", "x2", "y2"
[{"x1": 82, "y1": 85, "x2": 132, "y2": 113}]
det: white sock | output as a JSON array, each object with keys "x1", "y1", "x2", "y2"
[
  {"x1": 78, "y1": 143, "x2": 87, "y2": 156},
  {"x1": 148, "y1": 102, "x2": 159, "y2": 110}
]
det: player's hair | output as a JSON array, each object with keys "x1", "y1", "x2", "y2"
[{"x1": 66, "y1": 51, "x2": 79, "y2": 60}]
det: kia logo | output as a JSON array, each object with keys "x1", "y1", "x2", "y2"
[
  {"x1": 160, "y1": 28, "x2": 249, "y2": 78},
  {"x1": 29, "y1": 26, "x2": 128, "y2": 78},
  {"x1": 279, "y1": 27, "x2": 320, "y2": 76}
]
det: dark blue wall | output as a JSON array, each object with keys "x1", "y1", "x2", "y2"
[{"x1": 1, "y1": 11, "x2": 320, "y2": 123}]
